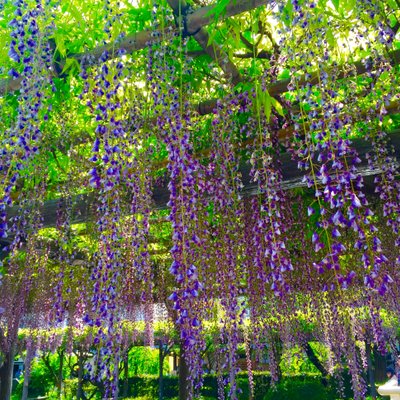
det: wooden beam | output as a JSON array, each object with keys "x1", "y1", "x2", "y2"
[
  {"x1": 195, "y1": 49, "x2": 400, "y2": 115},
  {"x1": 166, "y1": 0, "x2": 247, "y2": 85},
  {"x1": 113, "y1": 99, "x2": 400, "y2": 173},
  {"x1": 186, "y1": 0, "x2": 266, "y2": 33},
  {"x1": 5, "y1": 130, "x2": 400, "y2": 230},
  {"x1": 0, "y1": 0, "x2": 267, "y2": 96},
  {"x1": 192, "y1": 28, "x2": 242, "y2": 85},
  {"x1": 2, "y1": 16, "x2": 399, "y2": 124}
]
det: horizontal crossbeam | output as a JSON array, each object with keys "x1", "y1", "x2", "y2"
[
  {"x1": 4, "y1": 130, "x2": 400, "y2": 232},
  {"x1": 0, "y1": 0, "x2": 266, "y2": 96}
]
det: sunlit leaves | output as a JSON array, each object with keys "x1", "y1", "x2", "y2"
[
  {"x1": 53, "y1": 32, "x2": 67, "y2": 58},
  {"x1": 254, "y1": 82, "x2": 285, "y2": 122},
  {"x1": 205, "y1": 0, "x2": 231, "y2": 21},
  {"x1": 331, "y1": 0, "x2": 340, "y2": 11},
  {"x1": 60, "y1": 58, "x2": 80, "y2": 75}
]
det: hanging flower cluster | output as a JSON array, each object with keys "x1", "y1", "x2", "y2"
[
  {"x1": 77, "y1": 4, "x2": 139, "y2": 388},
  {"x1": 84, "y1": 51, "x2": 129, "y2": 396},
  {"x1": 0, "y1": 2, "x2": 56, "y2": 386},
  {"x1": 149, "y1": 29, "x2": 207, "y2": 396},
  {"x1": 205, "y1": 96, "x2": 247, "y2": 399},
  {"x1": 123, "y1": 81, "x2": 155, "y2": 347},
  {"x1": 1, "y1": 0, "x2": 53, "y2": 242}
]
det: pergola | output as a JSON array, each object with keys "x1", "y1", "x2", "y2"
[{"x1": 1, "y1": 0, "x2": 400, "y2": 399}]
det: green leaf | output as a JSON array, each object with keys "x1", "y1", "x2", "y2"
[
  {"x1": 234, "y1": 81, "x2": 253, "y2": 93},
  {"x1": 386, "y1": 0, "x2": 398, "y2": 8},
  {"x1": 205, "y1": 0, "x2": 231, "y2": 20},
  {"x1": 278, "y1": 69, "x2": 290, "y2": 80},
  {"x1": 61, "y1": 58, "x2": 80, "y2": 75},
  {"x1": 331, "y1": 0, "x2": 340, "y2": 11},
  {"x1": 343, "y1": 0, "x2": 355, "y2": 12},
  {"x1": 378, "y1": 71, "x2": 389, "y2": 82},
  {"x1": 207, "y1": 30, "x2": 216, "y2": 47},
  {"x1": 53, "y1": 32, "x2": 67, "y2": 57},
  {"x1": 66, "y1": 2, "x2": 85, "y2": 26},
  {"x1": 282, "y1": 0, "x2": 293, "y2": 26},
  {"x1": 227, "y1": 19, "x2": 241, "y2": 48},
  {"x1": 270, "y1": 97, "x2": 285, "y2": 117},
  {"x1": 326, "y1": 29, "x2": 335, "y2": 48},
  {"x1": 264, "y1": 92, "x2": 271, "y2": 122}
]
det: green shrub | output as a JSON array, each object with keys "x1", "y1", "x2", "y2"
[
  {"x1": 129, "y1": 347, "x2": 168, "y2": 376},
  {"x1": 125, "y1": 374, "x2": 178, "y2": 398},
  {"x1": 13, "y1": 361, "x2": 357, "y2": 400},
  {"x1": 12, "y1": 354, "x2": 68, "y2": 399},
  {"x1": 280, "y1": 343, "x2": 329, "y2": 375},
  {"x1": 123, "y1": 372, "x2": 271, "y2": 399},
  {"x1": 263, "y1": 377, "x2": 330, "y2": 400},
  {"x1": 117, "y1": 372, "x2": 353, "y2": 400}
]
